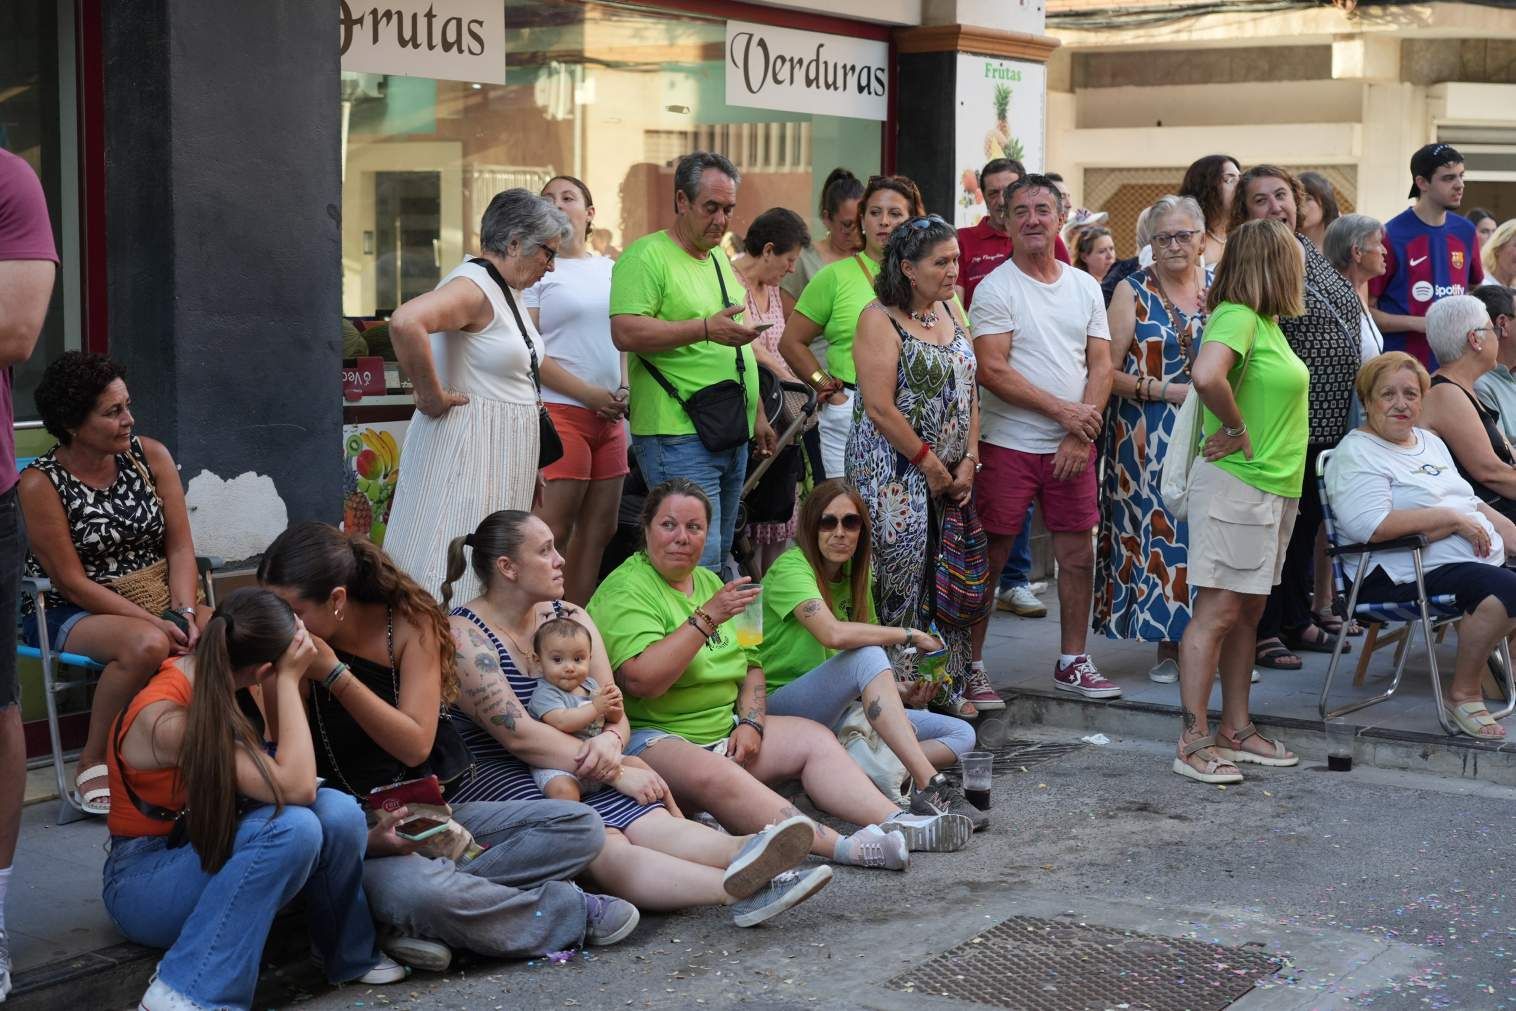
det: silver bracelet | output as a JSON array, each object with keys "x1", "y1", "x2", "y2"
[{"x1": 1223, "y1": 421, "x2": 1247, "y2": 438}]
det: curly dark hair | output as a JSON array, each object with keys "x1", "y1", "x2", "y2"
[
  {"x1": 742, "y1": 206, "x2": 811, "y2": 257},
  {"x1": 1178, "y1": 154, "x2": 1240, "y2": 234},
  {"x1": 875, "y1": 215, "x2": 957, "y2": 310},
  {"x1": 34, "y1": 351, "x2": 128, "y2": 446}
]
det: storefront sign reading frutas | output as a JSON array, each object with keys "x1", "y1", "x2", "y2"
[
  {"x1": 725, "y1": 20, "x2": 888, "y2": 122},
  {"x1": 339, "y1": 0, "x2": 506, "y2": 85}
]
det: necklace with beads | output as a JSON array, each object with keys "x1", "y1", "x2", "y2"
[{"x1": 909, "y1": 307, "x2": 940, "y2": 328}]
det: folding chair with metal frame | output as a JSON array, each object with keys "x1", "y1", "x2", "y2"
[{"x1": 1316, "y1": 448, "x2": 1516, "y2": 734}]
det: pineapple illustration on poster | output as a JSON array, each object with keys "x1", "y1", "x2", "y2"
[
  {"x1": 955, "y1": 55, "x2": 1046, "y2": 228},
  {"x1": 342, "y1": 423, "x2": 406, "y2": 545}
]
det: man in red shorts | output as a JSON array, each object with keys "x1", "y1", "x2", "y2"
[{"x1": 968, "y1": 174, "x2": 1118, "y2": 698}]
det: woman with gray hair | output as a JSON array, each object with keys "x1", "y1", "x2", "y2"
[
  {"x1": 384, "y1": 188, "x2": 573, "y2": 600},
  {"x1": 1418, "y1": 294, "x2": 1516, "y2": 522},
  {"x1": 1323, "y1": 213, "x2": 1389, "y2": 369},
  {"x1": 1094, "y1": 195, "x2": 1208, "y2": 682}
]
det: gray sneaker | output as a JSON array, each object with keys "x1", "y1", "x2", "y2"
[
  {"x1": 731, "y1": 866, "x2": 833, "y2": 927},
  {"x1": 838, "y1": 824, "x2": 909, "y2": 870},
  {"x1": 910, "y1": 774, "x2": 989, "y2": 831},
  {"x1": 722, "y1": 815, "x2": 814, "y2": 899},
  {"x1": 0, "y1": 929, "x2": 10, "y2": 1003},
  {"x1": 885, "y1": 811, "x2": 974, "y2": 852},
  {"x1": 583, "y1": 891, "x2": 640, "y2": 946}
]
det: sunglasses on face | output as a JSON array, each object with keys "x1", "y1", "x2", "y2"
[{"x1": 819, "y1": 513, "x2": 863, "y2": 532}]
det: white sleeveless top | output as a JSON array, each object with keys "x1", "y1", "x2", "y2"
[{"x1": 429, "y1": 259, "x2": 543, "y2": 406}]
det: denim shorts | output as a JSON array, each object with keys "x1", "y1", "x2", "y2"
[
  {"x1": 21, "y1": 601, "x2": 90, "y2": 654},
  {"x1": 626, "y1": 724, "x2": 733, "y2": 759}
]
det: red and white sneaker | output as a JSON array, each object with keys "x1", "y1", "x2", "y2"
[
  {"x1": 963, "y1": 666, "x2": 1005, "y2": 711},
  {"x1": 1053, "y1": 656, "x2": 1122, "y2": 699}
]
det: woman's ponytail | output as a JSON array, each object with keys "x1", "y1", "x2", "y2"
[{"x1": 440, "y1": 535, "x2": 471, "y2": 610}]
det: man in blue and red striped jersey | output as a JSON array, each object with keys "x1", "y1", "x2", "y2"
[{"x1": 1370, "y1": 143, "x2": 1485, "y2": 367}]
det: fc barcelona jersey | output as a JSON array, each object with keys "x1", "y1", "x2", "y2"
[{"x1": 1370, "y1": 208, "x2": 1483, "y2": 367}]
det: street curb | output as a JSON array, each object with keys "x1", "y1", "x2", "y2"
[{"x1": 998, "y1": 687, "x2": 1516, "y2": 786}]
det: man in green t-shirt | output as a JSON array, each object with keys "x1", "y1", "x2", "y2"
[{"x1": 610, "y1": 151, "x2": 776, "y2": 571}]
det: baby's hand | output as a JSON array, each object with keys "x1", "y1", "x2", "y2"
[{"x1": 594, "y1": 683, "x2": 623, "y2": 715}]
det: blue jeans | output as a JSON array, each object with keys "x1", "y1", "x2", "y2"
[
  {"x1": 102, "y1": 789, "x2": 380, "y2": 1010},
  {"x1": 767, "y1": 646, "x2": 977, "y2": 758},
  {"x1": 997, "y1": 505, "x2": 1035, "y2": 591},
  {"x1": 632, "y1": 434, "x2": 747, "y2": 573}
]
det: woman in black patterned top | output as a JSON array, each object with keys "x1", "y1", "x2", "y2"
[
  {"x1": 1231, "y1": 167, "x2": 1364, "y2": 670},
  {"x1": 18, "y1": 353, "x2": 205, "y2": 816}
]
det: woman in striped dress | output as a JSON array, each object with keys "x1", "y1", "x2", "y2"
[
  {"x1": 383, "y1": 189, "x2": 568, "y2": 602},
  {"x1": 442, "y1": 510, "x2": 833, "y2": 927}
]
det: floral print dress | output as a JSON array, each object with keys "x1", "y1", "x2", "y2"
[
  {"x1": 845, "y1": 302, "x2": 977, "y2": 687},
  {"x1": 1092, "y1": 268, "x2": 1209, "y2": 644}
]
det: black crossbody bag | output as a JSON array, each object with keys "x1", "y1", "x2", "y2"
[
  {"x1": 637, "y1": 255, "x2": 750, "y2": 453},
  {"x1": 469, "y1": 257, "x2": 565, "y2": 469}
]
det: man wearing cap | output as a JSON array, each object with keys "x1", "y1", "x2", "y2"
[{"x1": 1370, "y1": 143, "x2": 1485, "y2": 367}]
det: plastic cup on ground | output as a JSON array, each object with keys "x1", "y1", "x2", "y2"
[
  {"x1": 960, "y1": 751, "x2": 994, "y2": 810},
  {"x1": 1324, "y1": 718, "x2": 1355, "y2": 771},
  {"x1": 731, "y1": 589, "x2": 763, "y2": 650}
]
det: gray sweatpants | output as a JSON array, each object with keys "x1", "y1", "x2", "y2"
[{"x1": 361, "y1": 799, "x2": 603, "y2": 958}]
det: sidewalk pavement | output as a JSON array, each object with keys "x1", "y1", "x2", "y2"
[{"x1": 8, "y1": 583, "x2": 1513, "y2": 1008}]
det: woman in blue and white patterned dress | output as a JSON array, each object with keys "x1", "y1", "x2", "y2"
[
  {"x1": 845, "y1": 216, "x2": 981, "y2": 715},
  {"x1": 1092, "y1": 196, "x2": 1211, "y2": 683}
]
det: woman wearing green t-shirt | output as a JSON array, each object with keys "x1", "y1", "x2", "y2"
[
  {"x1": 760, "y1": 481, "x2": 983, "y2": 829},
  {"x1": 1175, "y1": 218, "x2": 1309, "y2": 785},
  {"x1": 589, "y1": 479, "x2": 974, "y2": 870},
  {"x1": 781, "y1": 175, "x2": 926, "y2": 479}
]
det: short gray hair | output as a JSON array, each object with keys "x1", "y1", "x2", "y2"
[
  {"x1": 1134, "y1": 205, "x2": 1155, "y2": 248},
  {"x1": 1145, "y1": 194, "x2": 1204, "y2": 235},
  {"x1": 1323, "y1": 213, "x2": 1383, "y2": 273},
  {"x1": 479, "y1": 188, "x2": 572, "y2": 257},
  {"x1": 1426, "y1": 294, "x2": 1493, "y2": 365},
  {"x1": 674, "y1": 151, "x2": 740, "y2": 208}
]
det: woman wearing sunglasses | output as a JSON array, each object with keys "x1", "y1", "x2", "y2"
[{"x1": 758, "y1": 480, "x2": 984, "y2": 827}]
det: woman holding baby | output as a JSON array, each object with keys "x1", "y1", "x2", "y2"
[{"x1": 440, "y1": 509, "x2": 833, "y2": 930}]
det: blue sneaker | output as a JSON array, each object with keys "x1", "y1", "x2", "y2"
[
  {"x1": 731, "y1": 866, "x2": 833, "y2": 927},
  {"x1": 583, "y1": 891, "x2": 640, "y2": 946}
]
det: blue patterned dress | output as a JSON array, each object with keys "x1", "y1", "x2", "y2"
[
  {"x1": 845, "y1": 303, "x2": 977, "y2": 687},
  {"x1": 1093, "y1": 269, "x2": 1210, "y2": 644}
]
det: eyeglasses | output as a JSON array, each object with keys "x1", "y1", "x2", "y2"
[
  {"x1": 1152, "y1": 230, "x2": 1200, "y2": 248},
  {"x1": 906, "y1": 215, "x2": 948, "y2": 230},
  {"x1": 540, "y1": 245, "x2": 558, "y2": 264},
  {"x1": 818, "y1": 513, "x2": 863, "y2": 532}
]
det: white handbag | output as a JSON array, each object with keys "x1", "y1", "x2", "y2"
[
  {"x1": 1158, "y1": 320, "x2": 1257, "y2": 520},
  {"x1": 833, "y1": 701, "x2": 910, "y2": 806}
]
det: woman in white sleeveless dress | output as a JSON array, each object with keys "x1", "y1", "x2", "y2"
[{"x1": 384, "y1": 189, "x2": 573, "y2": 602}]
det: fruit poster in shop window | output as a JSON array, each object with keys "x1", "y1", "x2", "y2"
[
  {"x1": 343, "y1": 425, "x2": 402, "y2": 545},
  {"x1": 953, "y1": 55, "x2": 1047, "y2": 229}
]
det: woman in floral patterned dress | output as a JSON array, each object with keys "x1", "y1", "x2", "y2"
[
  {"x1": 845, "y1": 216, "x2": 982, "y2": 715},
  {"x1": 1092, "y1": 196, "x2": 1211, "y2": 683}
]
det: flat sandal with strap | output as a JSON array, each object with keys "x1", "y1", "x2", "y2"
[
  {"x1": 1172, "y1": 734, "x2": 1243, "y2": 784},
  {"x1": 1214, "y1": 722, "x2": 1299, "y2": 767}
]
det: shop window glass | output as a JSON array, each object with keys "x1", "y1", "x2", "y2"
[
  {"x1": 339, "y1": 0, "x2": 882, "y2": 348},
  {"x1": 1, "y1": 0, "x2": 75, "y2": 422}
]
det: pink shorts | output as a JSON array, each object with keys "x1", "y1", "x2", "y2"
[
  {"x1": 541, "y1": 403, "x2": 630, "y2": 482},
  {"x1": 975, "y1": 442, "x2": 1099, "y2": 536}
]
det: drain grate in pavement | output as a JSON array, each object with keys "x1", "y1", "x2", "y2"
[
  {"x1": 886, "y1": 915, "x2": 1281, "y2": 1011},
  {"x1": 983, "y1": 738, "x2": 1088, "y2": 773}
]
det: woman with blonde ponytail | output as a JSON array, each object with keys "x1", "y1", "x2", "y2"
[
  {"x1": 102, "y1": 588, "x2": 404, "y2": 1011},
  {"x1": 259, "y1": 522, "x2": 639, "y2": 972}
]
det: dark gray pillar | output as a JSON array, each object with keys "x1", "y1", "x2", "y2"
[
  {"x1": 103, "y1": 0, "x2": 340, "y2": 534},
  {"x1": 895, "y1": 52, "x2": 958, "y2": 217}
]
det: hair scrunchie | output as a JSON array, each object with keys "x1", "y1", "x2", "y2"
[
  {"x1": 214, "y1": 611, "x2": 234, "y2": 637},
  {"x1": 463, "y1": 533, "x2": 476, "y2": 548}
]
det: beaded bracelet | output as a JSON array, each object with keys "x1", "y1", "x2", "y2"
[
  {"x1": 686, "y1": 614, "x2": 712, "y2": 640},
  {"x1": 322, "y1": 662, "x2": 350, "y2": 691}
]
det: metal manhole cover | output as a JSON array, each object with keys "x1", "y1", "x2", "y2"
[{"x1": 886, "y1": 915, "x2": 1281, "y2": 1011}]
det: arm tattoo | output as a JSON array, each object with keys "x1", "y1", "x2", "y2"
[
  {"x1": 474, "y1": 649, "x2": 500, "y2": 673},
  {"x1": 800, "y1": 600, "x2": 822, "y2": 618},
  {"x1": 865, "y1": 698, "x2": 883, "y2": 722},
  {"x1": 489, "y1": 700, "x2": 522, "y2": 731}
]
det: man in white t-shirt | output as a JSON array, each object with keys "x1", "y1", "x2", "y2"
[{"x1": 968, "y1": 175, "x2": 1119, "y2": 699}]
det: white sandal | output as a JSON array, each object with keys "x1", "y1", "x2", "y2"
[
  {"x1": 1215, "y1": 722, "x2": 1299, "y2": 767},
  {"x1": 74, "y1": 763, "x2": 111, "y2": 816},
  {"x1": 1172, "y1": 734, "x2": 1243, "y2": 784}
]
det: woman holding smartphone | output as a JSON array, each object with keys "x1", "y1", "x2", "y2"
[{"x1": 103, "y1": 588, "x2": 406, "y2": 1010}]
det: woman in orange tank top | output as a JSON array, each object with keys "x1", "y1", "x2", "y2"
[{"x1": 103, "y1": 588, "x2": 406, "y2": 1011}]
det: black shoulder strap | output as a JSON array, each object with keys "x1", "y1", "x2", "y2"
[
  {"x1": 636, "y1": 252, "x2": 746, "y2": 408},
  {"x1": 111, "y1": 705, "x2": 183, "y2": 824},
  {"x1": 468, "y1": 257, "x2": 543, "y2": 399}
]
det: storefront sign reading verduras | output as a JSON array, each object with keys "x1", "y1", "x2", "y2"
[
  {"x1": 725, "y1": 20, "x2": 888, "y2": 122},
  {"x1": 339, "y1": 0, "x2": 506, "y2": 85}
]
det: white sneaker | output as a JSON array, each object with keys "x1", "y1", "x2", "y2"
[
  {"x1": 381, "y1": 932, "x2": 453, "y2": 973},
  {"x1": 1148, "y1": 659, "x2": 1180, "y2": 684},
  {"x1": 997, "y1": 584, "x2": 1047, "y2": 618},
  {"x1": 139, "y1": 972, "x2": 205, "y2": 1011},
  {"x1": 357, "y1": 955, "x2": 410, "y2": 984},
  {"x1": 839, "y1": 824, "x2": 909, "y2": 870}
]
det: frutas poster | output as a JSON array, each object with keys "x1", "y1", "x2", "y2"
[
  {"x1": 342, "y1": 422, "x2": 407, "y2": 545},
  {"x1": 954, "y1": 55, "x2": 1046, "y2": 228}
]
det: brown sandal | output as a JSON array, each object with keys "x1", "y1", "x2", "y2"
[
  {"x1": 1172, "y1": 734, "x2": 1243, "y2": 784},
  {"x1": 1215, "y1": 722, "x2": 1299, "y2": 767}
]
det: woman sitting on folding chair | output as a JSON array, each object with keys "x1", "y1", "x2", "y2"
[
  {"x1": 1325, "y1": 350, "x2": 1516, "y2": 740},
  {"x1": 19, "y1": 352, "x2": 209, "y2": 816}
]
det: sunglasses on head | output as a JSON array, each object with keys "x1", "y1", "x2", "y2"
[
  {"x1": 906, "y1": 214, "x2": 948, "y2": 230},
  {"x1": 819, "y1": 513, "x2": 863, "y2": 532}
]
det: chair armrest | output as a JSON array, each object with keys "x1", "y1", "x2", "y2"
[
  {"x1": 1327, "y1": 533, "x2": 1429, "y2": 557},
  {"x1": 19, "y1": 575, "x2": 51, "y2": 594},
  {"x1": 195, "y1": 556, "x2": 224, "y2": 574}
]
